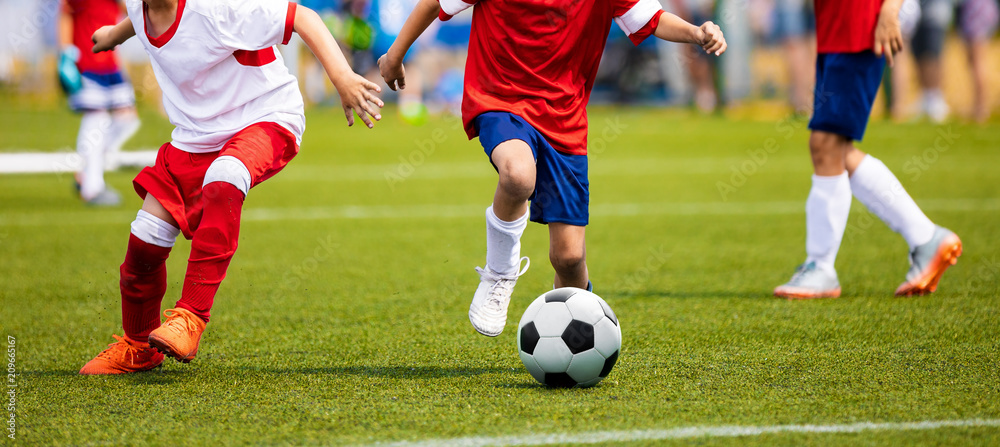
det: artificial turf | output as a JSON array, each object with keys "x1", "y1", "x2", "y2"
[{"x1": 1, "y1": 105, "x2": 998, "y2": 445}]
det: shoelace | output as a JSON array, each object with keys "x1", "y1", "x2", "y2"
[
  {"x1": 480, "y1": 257, "x2": 531, "y2": 309},
  {"x1": 787, "y1": 262, "x2": 813, "y2": 285},
  {"x1": 162, "y1": 309, "x2": 198, "y2": 335},
  {"x1": 98, "y1": 334, "x2": 140, "y2": 364}
]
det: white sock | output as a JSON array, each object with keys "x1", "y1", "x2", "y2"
[
  {"x1": 485, "y1": 205, "x2": 528, "y2": 276},
  {"x1": 77, "y1": 111, "x2": 112, "y2": 200},
  {"x1": 105, "y1": 113, "x2": 141, "y2": 170},
  {"x1": 805, "y1": 172, "x2": 852, "y2": 275},
  {"x1": 850, "y1": 155, "x2": 935, "y2": 249}
]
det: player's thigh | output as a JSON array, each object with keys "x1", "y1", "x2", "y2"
[
  {"x1": 548, "y1": 223, "x2": 586, "y2": 262},
  {"x1": 140, "y1": 194, "x2": 179, "y2": 228}
]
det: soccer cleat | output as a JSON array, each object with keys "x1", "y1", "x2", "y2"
[
  {"x1": 79, "y1": 334, "x2": 164, "y2": 375},
  {"x1": 774, "y1": 261, "x2": 842, "y2": 299},
  {"x1": 148, "y1": 308, "x2": 206, "y2": 363},
  {"x1": 469, "y1": 257, "x2": 530, "y2": 337},
  {"x1": 895, "y1": 226, "x2": 962, "y2": 297},
  {"x1": 84, "y1": 187, "x2": 122, "y2": 207}
]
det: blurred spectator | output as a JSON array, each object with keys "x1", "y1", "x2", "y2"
[
  {"x1": 957, "y1": 0, "x2": 999, "y2": 122},
  {"x1": 911, "y1": 0, "x2": 953, "y2": 122}
]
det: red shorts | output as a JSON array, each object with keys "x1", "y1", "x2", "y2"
[{"x1": 133, "y1": 122, "x2": 299, "y2": 239}]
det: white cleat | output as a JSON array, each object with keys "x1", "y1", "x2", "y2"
[{"x1": 469, "y1": 257, "x2": 530, "y2": 337}]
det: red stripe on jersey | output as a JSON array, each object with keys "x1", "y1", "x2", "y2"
[
  {"x1": 234, "y1": 48, "x2": 277, "y2": 66},
  {"x1": 628, "y1": 10, "x2": 662, "y2": 45},
  {"x1": 144, "y1": 0, "x2": 185, "y2": 48},
  {"x1": 283, "y1": 2, "x2": 297, "y2": 45}
]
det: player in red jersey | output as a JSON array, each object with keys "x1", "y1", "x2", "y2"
[
  {"x1": 774, "y1": 0, "x2": 962, "y2": 300},
  {"x1": 59, "y1": 0, "x2": 140, "y2": 206},
  {"x1": 379, "y1": 0, "x2": 726, "y2": 336},
  {"x1": 79, "y1": 0, "x2": 383, "y2": 374}
]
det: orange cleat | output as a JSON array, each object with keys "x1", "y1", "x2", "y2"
[
  {"x1": 774, "y1": 261, "x2": 842, "y2": 300},
  {"x1": 79, "y1": 335, "x2": 164, "y2": 375},
  {"x1": 148, "y1": 308, "x2": 206, "y2": 363},
  {"x1": 895, "y1": 227, "x2": 962, "y2": 297}
]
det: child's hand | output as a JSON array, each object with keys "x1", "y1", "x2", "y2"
[
  {"x1": 91, "y1": 26, "x2": 117, "y2": 53},
  {"x1": 377, "y1": 54, "x2": 406, "y2": 91},
  {"x1": 873, "y1": 7, "x2": 904, "y2": 67},
  {"x1": 697, "y1": 21, "x2": 726, "y2": 56},
  {"x1": 336, "y1": 74, "x2": 384, "y2": 128}
]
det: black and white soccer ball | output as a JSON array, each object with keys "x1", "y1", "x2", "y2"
[{"x1": 517, "y1": 287, "x2": 621, "y2": 388}]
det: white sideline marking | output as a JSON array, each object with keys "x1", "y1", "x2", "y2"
[
  {"x1": 1, "y1": 198, "x2": 998, "y2": 227},
  {"x1": 0, "y1": 150, "x2": 158, "y2": 173},
  {"x1": 370, "y1": 418, "x2": 1000, "y2": 447}
]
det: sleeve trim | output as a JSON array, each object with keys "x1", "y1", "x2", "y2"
[
  {"x1": 438, "y1": 0, "x2": 474, "y2": 21},
  {"x1": 282, "y1": 2, "x2": 297, "y2": 45},
  {"x1": 626, "y1": 9, "x2": 662, "y2": 45},
  {"x1": 614, "y1": 0, "x2": 663, "y2": 35}
]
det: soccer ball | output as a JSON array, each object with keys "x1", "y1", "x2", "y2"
[{"x1": 516, "y1": 287, "x2": 621, "y2": 388}]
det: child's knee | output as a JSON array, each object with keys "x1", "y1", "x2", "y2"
[
  {"x1": 203, "y1": 155, "x2": 251, "y2": 197},
  {"x1": 549, "y1": 246, "x2": 586, "y2": 274},
  {"x1": 497, "y1": 162, "x2": 535, "y2": 199},
  {"x1": 809, "y1": 131, "x2": 851, "y2": 169}
]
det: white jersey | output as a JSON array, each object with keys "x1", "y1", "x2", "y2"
[{"x1": 126, "y1": 0, "x2": 305, "y2": 153}]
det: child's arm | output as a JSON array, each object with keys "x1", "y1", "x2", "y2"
[
  {"x1": 295, "y1": 6, "x2": 384, "y2": 128},
  {"x1": 874, "y1": 0, "x2": 904, "y2": 67},
  {"x1": 91, "y1": 18, "x2": 136, "y2": 53},
  {"x1": 653, "y1": 12, "x2": 726, "y2": 56},
  {"x1": 377, "y1": 0, "x2": 440, "y2": 91}
]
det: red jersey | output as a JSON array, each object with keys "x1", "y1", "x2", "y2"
[
  {"x1": 63, "y1": 0, "x2": 122, "y2": 74},
  {"x1": 814, "y1": 0, "x2": 883, "y2": 54},
  {"x1": 439, "y1": 0, "x2": 663, "y2": 155}
]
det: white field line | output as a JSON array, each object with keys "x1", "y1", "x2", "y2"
[
  {"x1": 1, "y1": 198, "x2": 998, "y2": 227},
  {"x1": 369, "y1": 418, "x2": 1000, "y2": 447},
  {"x1": 0, "y1": 150, "x2": 158, "y2": 174}
]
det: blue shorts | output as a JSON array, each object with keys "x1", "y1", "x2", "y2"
[
  {"x1": 808, "y1": 52, "x2": 885, "y2": 142},
  {"x1": 474, "y1": 112, "x2": 589, "y2": 226},
  {"x1": 69, "y1": 71, "x2": 136, "y2": 112}
]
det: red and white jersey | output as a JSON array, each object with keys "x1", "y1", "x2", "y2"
[
  {"x1": 814, "y1": 0, "x2": 883, "y2": 54},
  {"x1": 439, "y1": 0, "x2": 663, "y2": 156},
  {"x1": 125, "y1": 0, "x2": 304, "y2": 153},
  {"x1": 64, "y1": 0, "x2": 122, "y2": 74}
]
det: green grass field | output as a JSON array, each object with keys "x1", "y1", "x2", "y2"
[{"x1": 1, "y1": 105, "x2": 998, "y2": 446}]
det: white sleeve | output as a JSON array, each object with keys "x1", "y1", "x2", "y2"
[
  {"x1": 612, "y1": 0, "x2": 663, "y2": 36},
  {"x1": 212, "y1": 0, "x2": 296, "y2": 50}
]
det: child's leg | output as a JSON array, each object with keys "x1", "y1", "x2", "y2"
[
  {"x1": 804, "y1": 131, "x2": 853, "y2": 276},
  {"x1": 76, "y1": 110, "x2": 112, "y2": 200},
  {"x1": 485, "y1": 139, "x2": 534, "y2": 276},
  {"x1": 846, "y1": 151, "x2": 935, "y2": 250},
  {"x1": 176, "y1": 156, "x2": 250, "y2": 322},
  {"x1": 548, "y1": 223, "x2": 588, "y2": 289},
  {"x1": 121, "y1": 195, "x2": 180, "y2": 342},
  {"x1": 105, "y1": 107, "x2": 141, "y2": 170}
]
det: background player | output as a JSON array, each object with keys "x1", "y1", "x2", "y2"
[
  {"x1": 58, "y1": 0, "x2": 141, "y2": 206},
  {"x1": 773, "y1": 0, "x2": 962, "y2": 300},
  {"x1": 79, "y1": 0, "x2": 383, "y2": 374},
  {"x1": 379, "y1": 0, "x2": 725, "y2": 336}
]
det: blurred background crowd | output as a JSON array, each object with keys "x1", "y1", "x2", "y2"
[{"x1": 1, "y1": 0, "x2": 997, "y2": 125}]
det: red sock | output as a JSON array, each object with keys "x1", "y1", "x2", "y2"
[
  {"x1": 177, "y1": 181, "x2": 244, "y2": 322},
  {"x1": 121, "y1": 234, "x2": 172, "y2": 343}
]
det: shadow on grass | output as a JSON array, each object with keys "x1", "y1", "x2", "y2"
[
  {"x1": 21, "y1": 367, "x2": 185, "y2": 385},
  {"x1": 610, "y1": 289, "x2": 774, "y2": 300},
  {"x1": 271, "y1": 365, "x2": 511, "y2": 379}
]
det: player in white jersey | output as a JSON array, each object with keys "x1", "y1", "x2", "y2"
[{"x1": 80, "y1": 0, "x2": 383, "y2": 375}]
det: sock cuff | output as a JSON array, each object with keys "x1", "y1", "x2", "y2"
[
  {"x1": 131, "y1": 210, "x2": 180, "y2": 248},
  {"x1": 811, "y1": 171, "x2": 849, "y2": 184},
  {"x1": 486, "y1": 205, "x2": 528, "y2": 231}
]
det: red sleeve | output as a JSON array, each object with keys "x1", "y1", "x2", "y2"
[
  {"x1": 282, "y1": 2, "x2": 297, "y2": 45},
  {"x1": 628, "y1": 10, "x2": 662, "y2": 46}
]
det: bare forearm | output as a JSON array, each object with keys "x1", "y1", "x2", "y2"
[
  {"x1": 385, "y1": 0, "x2": 439, "y2": 64},
  {"x1": 653, "y1": 11, "x2": 701, "y2": 44},
  {"x1": 880, "y1": 0, "x2": 904, "y2": 17},
  {"x1": 295, "y1": 6, "x2": 354, "y2": 88},
  {"x1": 107, "y1": 18, "x2": 136, "y2": 47},
  {"x1": 58, "y1": 12, "x2": 73, "y2": 48}
]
